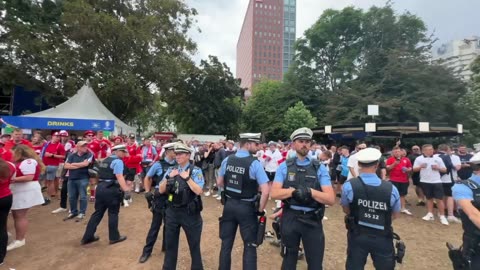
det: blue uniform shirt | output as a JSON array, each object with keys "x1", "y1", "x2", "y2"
[
  {"x1": 219, "y1": 149, "x2": 269, "y2": 186},
  {"x1": 341, "y1": 173, "x2": 401, "y2": 214},
  {"x1": 111, "y1": 155, "x2": 124, "y2": 175},
  {"x1": 161, "y1": 163, "x2": 204, "y2": 189},
  {"x1": 452, "y1": 174, "x2": 480, "y2": 203},
  {"x1": 274, "y1": 156, "x2": 331, "y2": 211}
]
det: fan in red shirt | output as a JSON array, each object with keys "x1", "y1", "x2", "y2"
[
  {"x1": 0, "y1": 159, "x2": 15, "y2": 261},
  {"x1": 59, "y1": 130, "x2": 75, "y2": 152},
  {"x1": 123, "y1": 134, "x2": 141, "y2": 206},
  {"x1": 4, "y1": 129, "x2": 32, "y2": 151},
  {"x1": 92, "y1": 130, "x2": 111, "y2": 159},
  {"x1": 41, "y1": 132, "x2": 66, "y2": 205},
  {"x1": 386, "y1": 146, "x2": 413, "y2": 215},
  {"x1": 84, "y1": 130, "x2": 100, "y2": 202},
  {"x1": 0, "y1": 141, "x2": 13, "y2": 162},
  {"x1": 31, "y1": 134, "x2": 45, "y2": 156}
]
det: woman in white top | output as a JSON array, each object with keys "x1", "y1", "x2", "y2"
[{"x1": 8, "y1": 145, "x2": 45, "y2": 251}]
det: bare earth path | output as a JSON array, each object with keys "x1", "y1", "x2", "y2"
[{"x1": 5, "y1": 188, "x2": 456, "y2": 270}]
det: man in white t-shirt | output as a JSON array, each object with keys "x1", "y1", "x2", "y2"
[
  {"x1": 263, "y1": 142, "x2": 283, "y2": 186},
  {"x1": 347, "y1": 143, "x2": 367, "y2": 180},
  {"x1": 413, "y1": 144, "x2": 448, "y2": 225},
  {"x1": 436, "y1": 144, "x2": 462, "y2": 224}
]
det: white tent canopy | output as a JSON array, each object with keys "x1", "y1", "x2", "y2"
[{"x1": 26, "y1": 84, "x2": 136, "y2": 134}]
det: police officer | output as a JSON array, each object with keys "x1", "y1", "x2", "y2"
[
  {"x1": 159, "y1": 143, "x2": 204, "y2": 270},
  {"x1": 139, "y1": 142, "x2": 178, "y2": 263},
  {"x1": 81, "y1": 144, "x2": 131, "y2": 245},
  {"x1": 341, "y1": 148, "x2": 401, "y2": 270},
  {"x1": 271, "y1": 127, "x2": 335, "y2": 270},
  {"x1": 450, "y1": 152, "x2": 480, "y2": 268},
  {"x1": 217, "y1": 133, "x2": 270, "y2": 270}
]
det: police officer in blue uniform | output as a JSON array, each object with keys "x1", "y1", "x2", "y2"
[
  {"x1": 341, "y1": 148, "x2": 401, "y2": 270},
  {"x1": 81, "y1": 144, "x2": 131, "y2": 245},
  {"x1": 217, "y1": 133, "x2": 270, "y2": 270},
  {"x1": 159, "y1": 143, "x2": 205, "y2": 270},
  {"x1": 139, "y1": 143, "x2": 178, "y2": 263},
  {"x1": 450, "y1": 153, "x2": 480, "y2": 269},
  {"x1": 271, "y1": 127, "x2": 335, "y2": 270}
]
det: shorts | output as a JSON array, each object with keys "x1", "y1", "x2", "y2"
[
  {"x1": 420, "y1": 182, "x2": 444, "y2": 200},
  {"x1": 266, "y1": 171, "x2": 275, "y2": 182},
  {"x1": 45, "y1": 166, "x2": 59, "y2": 180},
  {"x1": 412, "y1": 174, "x2": 420, "y2": 186},
  {"x1": 391, "y1": 181, "x2": 409, "y2": 197},
  {"x1": 125, "y1": 168, "x2": 136, "y2": 182},
  {"x1": 339, "y1": 175, "x2": 348, "y2": 185},
  {"x1": 442, "y1": 182, "x2": 454, "y2": 197}
]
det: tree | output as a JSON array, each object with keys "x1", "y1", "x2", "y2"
[
  {"x1": 1, "y1": 0, "x2": 197, "y2": 122},
  {"x1": 292, "y1": 4, "x2": 466, "y2": 125},
  {"x1": 164, "y1": 56, "x2": 243, "y2": 137},
  {"x1": 282, "y1": 101, "x2": 317, "y2": 135},
  {"x1": 242, "y1": 80, "x2": 289, "y2": 140},
  {"x1": 457, "y1": 56, "x2": 480, "y2": 143}
]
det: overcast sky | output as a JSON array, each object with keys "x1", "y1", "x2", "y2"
[{"x1": 186, "y1": 0, "x2": 480, "y2": 75}]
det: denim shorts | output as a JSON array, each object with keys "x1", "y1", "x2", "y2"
[{"x1": 45, "y1": 166, "x2": 59, "y2": 180}]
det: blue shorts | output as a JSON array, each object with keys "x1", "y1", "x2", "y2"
[{"x1": 45, "y1": 166, "x2": 59, "y2": 180}]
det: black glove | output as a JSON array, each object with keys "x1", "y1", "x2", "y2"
[
  {"x1": 124, "y1": 192, "x2": 131, "y2": 201},
  {"x1": 292, "y1": 186, "x2": 312, "y2": 203},
  {"x1": 145, "y1": 192, "x2": 154, "y2": 207},
  {"x1": 256, "y1": 210, "x2": 266, "y2": 217},
  {"x1": 166, "y1": 179, "x2": 174, "y2": 193}
]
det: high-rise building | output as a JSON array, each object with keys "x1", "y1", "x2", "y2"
[
  {"x1": 236, "y1": 0, "x2": 296, "y2": 98},
  {"x1": 432, "y1": 36, "x2": 480, "y2": 81}
]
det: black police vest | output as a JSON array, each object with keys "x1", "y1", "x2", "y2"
[
  {"x1": 349, "y1": 177, "x2": 392, "y2": 232},
  {"x1": 170, "y1": 166, "x2": 197, "y2": 207},
  {"x1": 97, "y1": 156, "x2": 118, "y2": 180},
  {"x1": 282, "y1": 158, "x2": 324, "y2": 209},
  {"x1": 459, "y1": 179, "x2": 480, "y2": 237},
  {"x1": 224, "y1": 155, "x2": 258, "y2": 200},
  {"x1": 153, "y1": 159, "x2": 177, "y2": 186}
]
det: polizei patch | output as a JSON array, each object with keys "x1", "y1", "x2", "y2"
[{"x1": 357, "y1": 199, "x2": 387, "y2": 210}]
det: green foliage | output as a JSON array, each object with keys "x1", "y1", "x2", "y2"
[
  {"x1": 164, "y1": 56, "x2": 243, "y2": 137},
  {"x1": 1, "y1": 0, "x2": 197, "y2": 123},
  {"x1": 291, "y1": 4, "x2": 466, "y2": 126},
  {"x1": 457, "y1": 56, "x2": 480, "y2": 144},
  {"x1": 282, "y1": 101, "x2": 317, "y2": 135},
  {"x1": 242, "y1": 80, "x2": 288, "y2": 139}
]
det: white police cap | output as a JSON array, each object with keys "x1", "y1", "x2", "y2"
[
  {"x1": 112, "y1": 144, "x2": 127, "y2": 152},
  {"x1": 290, "y1": 127, "x2": 313, "y2": 141},
  {"x1": 239, "y1": 133, "x2": 261, "y2": 143},
  {"x1": 174, "y1": 143, "x2": 192, "y2": 154},
  {"x1": 163, "y1": 142, "x2": 177, "y2": 151},
  {"x1": 469, "y1": 152, "x2": 480, "y2": 164},
  {"x1": 356, "y1": 148, "x2": 382, "y2": 164}
]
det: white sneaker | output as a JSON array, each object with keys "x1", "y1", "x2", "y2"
[
  {"x1": 440, "y1": 215, "x2": 449, "y2": 226},
  {"x1": 123, "y1": 199, "x2": 129, "y2": 208},
  {"x1": 447, "y1": 216, "x2": 461, "y2": 224},
  {"x1": 212, "y1": 193, "x2": 220, "y2": 198},
  {"x1": 51, "y1": 207, "x2": 68, "y2": 214},
  {"x1": 7, "y1": 239, "x2": 25, "y2": 251},
  {"x1": 323, "y1": 216, "x2": 328, "y2": 220},
  {"x1": 77, "y1": 214, "x2": 85, "y2": 220},
  {"x1": 422, "y1": 213, "x2": 435, "y2": 221},
  {"x1": 216, "y1": 196, "x2": 222, "y2": 201},
  {"x1": 401, "y1": 209, "x2": 413, "y2": 216},
  {"x1": 134, "y1": 188, "x2": 140, "y2": 193},
  {"x1": 204, "y1": 191, "x2": 211, "y2": 197}
]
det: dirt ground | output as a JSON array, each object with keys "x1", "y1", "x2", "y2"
[{"x1": 4, "y1": 187, "x2": 458, "y2": 270}]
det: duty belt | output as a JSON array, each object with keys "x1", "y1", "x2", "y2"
[{"x1": 285, "y1": 207, "x2": 315, "y2": 216}]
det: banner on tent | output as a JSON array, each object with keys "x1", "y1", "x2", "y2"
[{"x1": 1, "y1": 116, "x2": 115, "y2": 131}]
